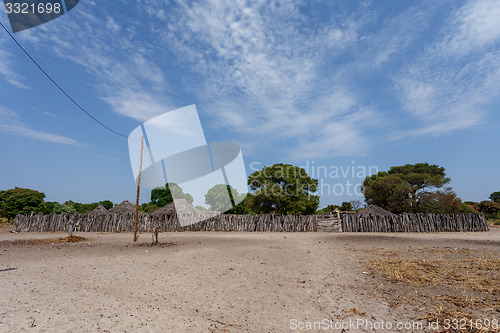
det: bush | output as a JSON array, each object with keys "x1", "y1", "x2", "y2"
[{"x1": 0, "y1": 188, "x2": 46, "y2": 221}]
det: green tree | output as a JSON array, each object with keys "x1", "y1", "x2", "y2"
[
  {"x1": 362, "y1": 163, "x2": 452, "y2": 213},
  {"x1": 477, "y1": 200, "x2": 500, "y2": 218},
  {"x1": 0, "y1": 187, "x2": 46, "y2": 221},
  {"x1": 204, "y1": 185, "x2": 251, "y2": 214},
  {"x1": 317, "y1": 204, "x2": 341, "y2": 214},
  {"x1": 151, "y1": 183, "x2": 193, "y2": 207},
  {"x1": 226, "y1": 194, "x2": 254, "y2": 214},
  {"x1": 53, "y1": 202, "x2": 77, "y2": 214},
  {"x1": 362, "y1": 173, "x2": 412, "y2": 213},
  {"x1": 205, "y1": 184, "x2": 245, "y2": 212},
  {"x1": 99, "y1": 200, "x2": 114, "y2": 210},
  {"x1": 418, "y1": 187, "x2": 464, "y2": 214},
  {"x1": 490, "y1": 192, "x2": 500, "y2": 203},
  {"x1": 247, "y1": 163, "x2": 319, "y2": 215},
  {"x1": 341, "y1": 202, "x2": 353, "y2": 211},
  {"x1": 44, "y1": 201, "x2": 57, "y2": 214},
  {"x1": 46, "y1": 200, "x2": 113, "y2": 214},
  {"x1": 139, "y1": 202, "x2": 159, "y2": 213}
]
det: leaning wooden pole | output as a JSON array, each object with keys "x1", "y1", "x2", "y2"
[{"x1": 134, "y1": 136, "x2": 144, "y2": 242}]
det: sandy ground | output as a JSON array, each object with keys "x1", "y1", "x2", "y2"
[{"x1": 0, "y1": 226, "x2": 499, "y2": 332}]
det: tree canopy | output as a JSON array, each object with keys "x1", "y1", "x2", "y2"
[
  {"x1": 0, "y1": 187, "x2": 46, "y2": 221},
  {"x1": 247, "y1": 163, "x2": 319, "y2": 215},
  {"x1": 341, "y1": 202, "x2": 353, "y2": 211},
  {"x1": 151, "y1": 183, "x2": 193, "y2": 207},
  {"x1": 490, "y1": 191, "x2": 500, "y2": 203},
  {"x1": 204, "y1": 184, "x2": 245, "y2": 212},
  {"x1": 44, "y1": 200, "x2": 114, "y2": 214},
  {"x1": 362, "y1": 163, "x2": 456, "y2": 213}
]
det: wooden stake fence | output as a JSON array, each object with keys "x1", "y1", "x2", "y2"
[
  {"x1": 13, "y1": 212, "x2": 488, "y2": 233},
  {"x1": 340, "y1": 212, "x2": 489, "y2": 232}
]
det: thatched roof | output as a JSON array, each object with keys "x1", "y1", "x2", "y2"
[
  {"x1": 356, "y1": 204, "x2": 395, "y2": 217},
  {"x1": 152, "y1": 202, "x2": 175, "y2": 216},
  {"x1": 173, "y1": 198, "x2": 199, "y2": 215},
  {"x1": 89, "y1": 204, "x2": 110, "y2": 215},
  {"x1": 108, "y1": 200, "x2": 138, "y2": 214}
]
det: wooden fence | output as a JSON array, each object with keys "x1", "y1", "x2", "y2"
[
  {"x1": 13, "y1": 213, "x2": 317, "y2": 233},
  {"x1": 340, "y1": 213, "x2": 489, "y2": 232},
  {"x1": 13, "y1": 212, "x2": 488, "y2": 233}
]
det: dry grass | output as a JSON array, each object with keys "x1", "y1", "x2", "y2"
[
  {"x1": 363, "y1": 248, "x2": 500, "y2": 332},
  {"x1": 0, "y1": 235, "x2": 87, "y2": 246},
  {"x1": 368, "y1": 248, "x2": 500, "y2": 293}
]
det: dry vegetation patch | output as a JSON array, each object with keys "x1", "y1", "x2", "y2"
[
  {"x1": 362, "y1": 247, "x2": 499, "y2": 332},
  {"x1": 0, "y1": 235, "x2": 86, "y2": 246}
]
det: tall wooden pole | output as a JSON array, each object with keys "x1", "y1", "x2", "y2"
[
  {"x1": 134, "y1": 136, "x2": 144, "y2": 242},
  {"x1": 172, "y1": 185, "x2": 177, "y2": 226}
]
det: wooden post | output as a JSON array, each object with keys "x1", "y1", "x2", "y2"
[
  {"x1": 134, "y1": 136, "x2": 144, "y2": 242},
  {"x1": 172, "y1": 185, "x2": 176, "y2": 226}
]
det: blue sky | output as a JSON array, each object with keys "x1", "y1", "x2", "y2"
[{"x1": 0, "y1": 0, "x2": 499, "y2": 208}]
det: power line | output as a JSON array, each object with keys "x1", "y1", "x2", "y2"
[{"x1": 0, "y1": 20, "x2": 131, "y2": 139}]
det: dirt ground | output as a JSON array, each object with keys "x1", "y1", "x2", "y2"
[{"x1": 0, "y1": 225, "x2": 498, "y2": 332}]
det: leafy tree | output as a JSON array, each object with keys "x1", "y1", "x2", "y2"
[
  {"x1": 461, "y1": 202, "x2": 477, "y2": 213},
  {"x1": 225, "y1": 194, "x2": 254, "y2": 214},
  {"x1": 362, "y1": 163, "x2": 452, "y2": 213},
  {"x1": 205, "y1": 184, "x2": 246, "y2": 212},
  {"x1": 341, "y1": 201, "x2": 353, "y2": 211},
  {"x1": 62, "y1": 200, "x2": 93, "y2": 214},
  {"x1": 53, "y1": 202, "x2": 77, "y2": 214},
  {"x1": 99, "y1": 200, "x2": 114, "y2": 210},
  {"x1": 44, "y1": 201, "x2": 57, "y2": 214},
  {"x1": 151, "y1": 183, "x2": 193, "y2": 207},
  {"x1": 0, "y1": 187, "x2": 46, "y2": 221},
  {"x1": 490, "y1": 192, "x2": 500, "y2": 203},
  {"x1": 418, "y1": 187, "x2": 464, "y2": 214},
  {"x1": 247, "y1": 163, "x2": 319, "y2": 215},
  {"x1": 139, "y1": 202, "x2": 159, "y2": 213},
  {"x1": 477, "y1": 200, "x2": 500, "y2": 218},
  {"x1": 317, "y1": 204, "x2": 341, "y2": 214},
  {"x1": 362, "y1": 173, "x2": 412, "y2": 213},
  {"x1": 45, "y1": 200, "x2": 114, "y2": 214}
]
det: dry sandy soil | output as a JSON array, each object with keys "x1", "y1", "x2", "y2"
[{"x1": 0, "y1": 224, "x2": 499, "y2": 332}]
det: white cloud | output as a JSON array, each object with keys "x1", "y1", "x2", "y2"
[
  {"x1": 13, "y1": 1, "x2": 170, "y2": 123},
  {"x1": 0, "y1": 123, "x2": 80, "y2": 145},
  {"x1": 394, "y1": 0, "x2": 500, "y2": 138},
  {"x1": 442, "y1": 0, "x2": 500, "y2": 55},
  {"x1": 0, "y1": 36, "x2": 29, "y2": 89},
  {"x1": 161, "y1": 0, "x2": 375, "y2": 157},
  {"x1": 0, "y1": 107, "x2": 80, "y2": 145},
  {"x1": 4, "y1": 0, "x2": 497, "y2": 159},
  {"x1": 105, "y1": 16, "x2": 120, "y2": 33},
  {"x1": 103, "y1": 90, "x2": 172, "y2": 122}
]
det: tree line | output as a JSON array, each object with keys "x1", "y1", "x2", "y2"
[{"x1": 1, "y1": 162, "x2": 499, "y2": 222}]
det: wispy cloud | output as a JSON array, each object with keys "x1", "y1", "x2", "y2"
[
  {"x1": 0, "y1": 107, "x2": 80, "y2": 145},
  {"x1": 3, "y1": 0, "x2": 498, "y2": 158},
  {"x1": 15, "y1": 1, "x2": 171, "y2": 122},
  {"x1": 156, "y1": 0, "x2": 376, "y2": 157},
  {"x1": 0, "y1": 36, "x2": 30, "y2": 89},
  {"x1": 394, "y1": 0, "x2": 500, "y2": 138}
]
